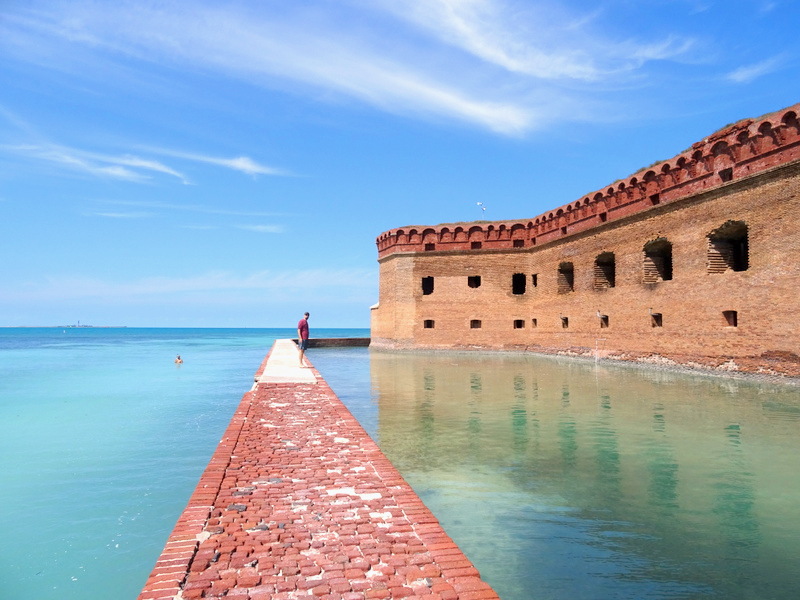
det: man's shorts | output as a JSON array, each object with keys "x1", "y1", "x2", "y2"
[{"x1": 299, "y1": 339, "x2": 309, "y2": 350}]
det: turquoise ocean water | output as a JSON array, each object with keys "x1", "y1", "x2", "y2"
[
  {"x1": 5, "y1": 328, "x2": 800, "y2": 600},
  {"x1": 0, "y1": 327, "x2": 366, "y2": 600}
]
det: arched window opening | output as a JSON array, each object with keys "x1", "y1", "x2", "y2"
[
  {"x1": 594, "y1": 252, "x2": 615, "y2": 289},
  {"x1": 643, "y1": 238, "x2": 673, "y2": 283},
  {"x1": 468, "y1": 275, "x2": 482, "y2": 288},
  {"x1": 558, "y1": 263, "x2": 574, "y2": 294},
  {"x1": 708, "y1": 221, "x2": 749, "y2": 273}
]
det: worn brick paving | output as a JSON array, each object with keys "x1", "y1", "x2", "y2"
[{"x1": 138, "y1": 341, "x2": 499, "y2": 600}]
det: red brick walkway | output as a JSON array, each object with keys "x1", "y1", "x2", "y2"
[{"x1": 138, "y1": 341, "x2": 499, "y2": 600}]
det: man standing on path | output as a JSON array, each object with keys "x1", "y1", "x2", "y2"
[{"x1": 297, "y1": 312, "x2": 310, "y2": 366}]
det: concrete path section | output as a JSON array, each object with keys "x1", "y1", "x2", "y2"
[
  {"x1": 254, "y1": 339, "x2": 317, "y2": 385},
  {"x1": 138, "y1": 341, "x2": 499, "y2": 600}
]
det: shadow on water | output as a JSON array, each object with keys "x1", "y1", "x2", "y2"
[{"x1": 313, "y1": 348, "x2": 800, "y2": 600}]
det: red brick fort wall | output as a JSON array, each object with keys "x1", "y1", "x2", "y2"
[{"x1": 371, "y1": 103, "x2": 800, "y2": 377}]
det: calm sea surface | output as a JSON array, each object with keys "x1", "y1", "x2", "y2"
[
  {"x1": 313, "y1": 348, "x2": 800, "y2": 600},
  {"x1": 0, "y1": 327, "x2": 363, "y2": 600},
  {"x1": 3, "y1": 329, "x2": 800, "y2": 600}
]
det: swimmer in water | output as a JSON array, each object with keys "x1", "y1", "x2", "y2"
[{"x1": 175, "y1": 354, "x2": 183, "y2": 364}]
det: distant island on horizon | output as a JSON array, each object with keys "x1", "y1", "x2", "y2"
[
  {"x1": 1, "y1": 325, "x2": 128, "y2": 329},
  {"x1": 1, "y1": 325, "x2": 370, "y2": 329}
]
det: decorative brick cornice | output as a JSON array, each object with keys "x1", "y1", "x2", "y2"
[{"x1": 376, "y1": 103, "x2": 800, "y2": 259}]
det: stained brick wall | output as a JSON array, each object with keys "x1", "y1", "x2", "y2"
[{"x1": 371, "y1": 103, "x2": 800, "y2": 376}]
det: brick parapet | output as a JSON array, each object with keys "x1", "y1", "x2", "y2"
[
  {"x1": 138, "y1": 343, "x2": 498, "y2": 600},
  {"x1": 376, "y1": 103, "x2": 800, "y2": 258}
]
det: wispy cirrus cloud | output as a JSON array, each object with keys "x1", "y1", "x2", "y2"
[
  {"x1": 758, "y1": 1, "x2": 778, "y2": 14},
  {"x1": 0, "y1": 0, "x2": 620, "y2": 134},
  {"x1": 3, "y1": 0, "x2": 764, "y2": 136},
  {"x1": 0, "y1": 101, "x2": 286, "y2": 181},
  {"x1": 2, "y1": 143, "x2": 189, "y2": 183},
  {"x1": 97, "y1": 199, "x2": 289, "y2": 218},
  {"x1": 1, "y1": 268, "x2": 375, "y2": 302},
  {"x1": 92, "y1": 211, "x2": 154, "y2": 219},
  {"x1": 142, "y1": 147, "x2": 289, "y2": 177},
  {"x1": 2, "y1": 141, "x2": 286, "y2": 183},
  {"x1": 110, "y1": 154, "x2": 189, "y2": 182},
  {"x1": 91, "y1": 200, "x2": 286, "y2": 232},
  {"x1": 237, "y1": 224, "x2": 284, "y2": 234},
  {"x1": 725, "y1": 55, "x2": 784, "y2": 83},
  {"x1": 363, "y1": 0, "x2": 695, "y2": 81}
]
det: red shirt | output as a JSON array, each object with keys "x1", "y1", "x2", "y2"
[{"x1": 297, "y1": 318, "x2": 309, "y2": 340}]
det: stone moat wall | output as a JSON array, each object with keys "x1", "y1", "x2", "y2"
[{"x1": 371, "y1": 103, "x2": 800, "y2": 377}]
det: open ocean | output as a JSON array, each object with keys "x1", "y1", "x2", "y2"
[{"x1": 0, "y1": 327, "x2": 368, "y2": 600}]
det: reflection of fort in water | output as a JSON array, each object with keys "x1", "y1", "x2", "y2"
[{"x1": 366, "y1": 350, "x2": 800, "y2": 599}]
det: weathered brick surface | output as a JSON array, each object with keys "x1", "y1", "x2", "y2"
[
  {"x1": 138, "y1": 343, "x2": 498, "y2": 600},
  {"x1": 371, "y1": 103, "x2": 800, "y2": 377}
]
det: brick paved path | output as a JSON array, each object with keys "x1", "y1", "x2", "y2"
[{"x1": 138, "y1": 341, "x2": 499, "y2": 600}]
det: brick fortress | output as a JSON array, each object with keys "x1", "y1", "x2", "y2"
[{"x1": 371, "y1": 102, "x2": 800, "y2": 377}]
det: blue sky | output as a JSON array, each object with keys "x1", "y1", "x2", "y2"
[{"x1": 1, "y1": 0, "x2": 798, "y2": 328}]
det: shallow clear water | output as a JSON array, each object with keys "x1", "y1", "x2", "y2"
[
  {"x1": 5, "y1": 331, "x2": 800, "y2": 600},
  {"x1": 0, "y1": 327, "x2": 366, "y2": 600},
  {"x1": 314, "y1": 348, "x2": 800, "y2": 600}
]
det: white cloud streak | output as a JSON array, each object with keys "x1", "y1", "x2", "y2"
[
  {"x1": 237, "y1": 224, "x2": 284, "y2": 234},
  {"x1": 364, "y1": 0, "x2": 694, "y2": 81},
  {"x1": 92, "y1": 211, "x2": 153, "y2": 218},
  {"x1": 142, "y1": 147, "x2": 289, "y2": 177},
  {"x1": 3, "y1": 143, "x2": 187, "y2": 182},
  {"x1": 2, "y1": 1, "x2": 746, "y2": 135},
  {"x1": 1, "y1": 0, "x2": 687, "y2": 134},
  {"x1": 110, "y1": 155, "x2": 189, "y2": 182},
  {"x1": 99, "y1": 199, "x2": 289, "y2": 218},
  {"x1": 2, "y1": 269, "x2": 375, "y2": 302},
  {"x1": 2, "y1": 142, "x2": 285, "y2": 183},
  {"x1": 725, "y1": 56, "x2": 784, "y2": 84},
  {"x1": 104, "y1": 2, "x2": 535, "y2": 134}
]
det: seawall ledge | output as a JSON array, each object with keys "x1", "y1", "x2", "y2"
[{"x1": 139, "y1": 338, "x2": 498, "y2": 600}]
